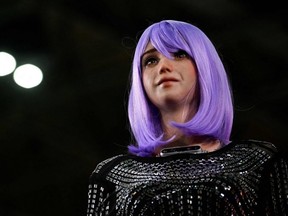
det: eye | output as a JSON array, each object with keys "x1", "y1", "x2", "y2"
[
  {"x1": 143, "y1": 56, "x2": 159, "y2": 67},
  {"x1": 174, "y1": 50, "x2": 189, "y2": 59}
]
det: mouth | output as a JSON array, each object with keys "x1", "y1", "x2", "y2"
[{"x1": 157, "y1": 77, "x2": 179, "y2": 85}]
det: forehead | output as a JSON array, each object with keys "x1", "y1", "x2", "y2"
[
  {"x1": 141, "y1": 42, "x2": 159, "y2": 60},
  {"x1": 144, "y1": 42, "x2": 154, "y2": 52},
  {"x1": 142, "y1": 40, "x2": 180, "y2": 59}
]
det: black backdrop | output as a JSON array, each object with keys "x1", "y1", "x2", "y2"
[{"x1": 0, "y1": 0, "x2": 287, "y2": 215}]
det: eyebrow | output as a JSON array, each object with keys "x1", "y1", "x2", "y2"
[{"x1": 141, "y1": 48, "x2": 158, "y2": 59}]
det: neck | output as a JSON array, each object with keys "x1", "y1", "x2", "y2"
[
  {"x1": 155, "y1": 137, "x2": 222, "y2": 156},
  {"x1": 160, "y1": 103, "x2": 197, "y2": 140}
]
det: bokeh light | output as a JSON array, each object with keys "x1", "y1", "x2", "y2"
[
  {"x1": 0, "y1": 51, "x2": 17, "y2": 76},
  {"x1": 13, "y1": 64, "x2": 43, "y2": 88}
]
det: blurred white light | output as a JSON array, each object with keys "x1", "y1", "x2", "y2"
[
  {"x1": 0, "y1": 52, "x2": 17, "y2": 76},
  {"x1": 13, "y1": 64, "x2": 43, "y2": 89}
]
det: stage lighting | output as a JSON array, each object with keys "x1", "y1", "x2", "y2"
[
  {"x1": 13, "y1": 64, "x2": 43, "y2": 89},
  {"x1": 0, "y1": 52, "x2": 17, "y2": 76}
]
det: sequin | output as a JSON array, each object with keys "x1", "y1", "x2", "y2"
[{"x1": 87, "y1": 140, "x2": 288, "y2": 215}]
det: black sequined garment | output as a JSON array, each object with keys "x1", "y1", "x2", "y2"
[{"x1": 87, "y1": 140, "x2": 288, "y2": 215}]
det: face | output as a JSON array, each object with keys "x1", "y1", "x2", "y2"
[{"x1": 141, "y1": 42, "x2": 198, "y2": 112}]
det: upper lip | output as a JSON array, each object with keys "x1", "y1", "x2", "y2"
[{"x1": 157, "y1": 77, "x2": 179, "y2": 85}]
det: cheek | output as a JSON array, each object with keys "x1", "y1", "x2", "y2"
[
  {"x1": 142, "y1": 73, "x2": 157, "y2": 105},
  {"x1": 189, "y1": 71, "x2": 197, "y2": 84},
  {"x1": 142, "y1": 73, "x2": 153, "y2": 93},
  {"x1": 187, "y1": 64, "x2": 198, "y2": 84}
]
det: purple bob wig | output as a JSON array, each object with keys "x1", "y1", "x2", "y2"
[{"x1": 128, "y1": 20, "x2": 233, "y2": 157}]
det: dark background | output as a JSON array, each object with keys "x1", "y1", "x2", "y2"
[{"x1": 0, "y1": 0, "x2": 287, "y2": 215}]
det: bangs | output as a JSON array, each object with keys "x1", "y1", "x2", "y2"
[{"x1": 149, "y1": 22, "x2": 191, "y2": 59}]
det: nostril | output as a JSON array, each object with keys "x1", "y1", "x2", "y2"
[{"x1": 159, "y1": 61, "x2": 173, "y2": 74}]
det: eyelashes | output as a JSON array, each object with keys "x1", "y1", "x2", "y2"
[
  {"x1": 142, "y1": 50, "x2": 189, "y2": 68},
  {"x1": 174, "y1": 50, "x2": 189, "y2": 59},
  {"x1": 143, "y1": 56, "x2": 159, "y2": 67}
]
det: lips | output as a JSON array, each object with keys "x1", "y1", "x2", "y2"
[{"x1": 157, "y1": 77, "x2": 179, "y2": 85}]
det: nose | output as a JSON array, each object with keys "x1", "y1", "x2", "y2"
[{"x1": 158, "y1": 57, "x2": 173, "y2": 74}]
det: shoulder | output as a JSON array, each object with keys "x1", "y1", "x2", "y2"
[
  {"x1": 242, "y1": 139, "x2": 277, "y2": 153},
  {"x1": 89, "y1": 154, "x2": 131, "y2": 180},
  {"x1": 231, "y1": 139, "x2": 281, "y2": 160},
  {"x1": 228, "y1": 139, "x2": 278, "y2": 158},
  {"x1": 229, "y1": 140, "x2": 288, "y2": 173}
]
